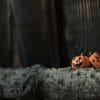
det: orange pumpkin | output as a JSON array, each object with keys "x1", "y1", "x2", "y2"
[
  {"x1": 89, "y1": 52, "x2": 100, "y2": 68},
  {"x1": 71, "y1": 54, "x2": 90, "y2": 70}
]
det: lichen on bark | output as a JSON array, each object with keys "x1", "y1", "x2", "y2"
[{"x1": 0, "y1": 65, "x2": 100, "y2": 100}]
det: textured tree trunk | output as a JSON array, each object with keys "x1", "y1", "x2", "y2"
[{"x1": 0, "y1": 0, "x2": 60, "y2": 68}]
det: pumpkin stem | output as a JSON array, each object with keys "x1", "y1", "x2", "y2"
[
  {"x1": 89, "y1": 52, "x2": 92, "y2": 56},
  {"x1": 80, "y1": 53, "x2": 84, "y2": 56}
]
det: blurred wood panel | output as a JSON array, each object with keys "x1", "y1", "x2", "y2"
[
  {"x1": 0, "y1": 0, "x2": 60, "y2": 68},
  {"x1": 8, "y1": 0, "x2": 60, "y2": 67},
  {"x1": 0, "y1": 0, "x2": 11, "y2": 67},
  {"x1": 41, "y1": 0, "x2": 60, "y2": 67},
  {"x1": 62, "y1": 0, "x2": 100, "y2": 64}
]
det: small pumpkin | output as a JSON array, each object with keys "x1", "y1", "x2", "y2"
[
  {"x1": 89, "y1": 52, "x2": 100, "y2": 68},
  {"x1": 71, "y1": 54, "x2": 90, "y2": 70}
]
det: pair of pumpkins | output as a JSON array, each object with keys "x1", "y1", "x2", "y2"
[{"x1": 71, "y1": 52, "x2": 100, "y2": 70}]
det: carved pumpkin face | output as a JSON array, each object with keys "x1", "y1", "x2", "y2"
[
  {"x1": 89, "y1": 52, "x2": 100, "y2": 68},
  {"x1": 71, "y1": 55, "x2": 90, "y2": 70}
]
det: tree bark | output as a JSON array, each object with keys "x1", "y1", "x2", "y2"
[{"x1": 0, "y1": 65, "x2": 100, "y2": 100}]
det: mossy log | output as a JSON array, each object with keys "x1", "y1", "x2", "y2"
[
  {"x1": 0, "y1": 65, "x2": 40, "y2": 98},
  {"x1": 0, "y1": 65, "x2": 100, "y2": 100}
]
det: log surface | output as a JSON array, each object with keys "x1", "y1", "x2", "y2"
[
  {"x1": 0, "y1": 65, "x2": 100, "y2": 100},
  {"x1": 0, "y1": 65, "x2": 40, "y2": 98}
]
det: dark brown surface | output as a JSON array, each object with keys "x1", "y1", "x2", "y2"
[
  {"x1": 62, "y1": 0, "x2": 100, "y2": 63},
  {"x1": 0, "y1": 0, "x2": 10, "y2": 67},
  {"x1": 0, "y1": 0, "x2": 60, "y2": 68}
]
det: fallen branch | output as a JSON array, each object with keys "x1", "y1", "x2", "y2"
[{"x1": 0, "y1": 65, "x2": 100, "y2": 100}]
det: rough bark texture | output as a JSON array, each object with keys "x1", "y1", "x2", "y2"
[
  {"x1": 0, "y1": 65, "x2": 40, "y2": 98},
  {"x1": 0, "y1": 65, "x2": 100, "y2": 100}
]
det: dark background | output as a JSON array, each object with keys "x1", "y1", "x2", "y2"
[
  {"x1": 0, "y1": 0, "x2": 100, "y2": 99},
  {"x1": 0, "y1": 0, "x2": 61, "y2": 68}
]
